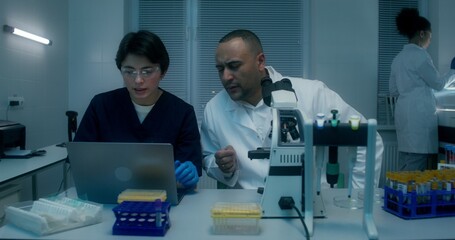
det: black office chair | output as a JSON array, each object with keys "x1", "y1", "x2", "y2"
[
  {"x1": 65, "y1": 111, "x2": 78, "y2": 142},
  {"x1": 59, "y1": 111, "x2": 78, "y2": 193}
]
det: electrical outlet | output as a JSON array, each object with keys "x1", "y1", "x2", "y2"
[{"x1": 8, "y1": 96, "x2": 24, "y2": 107}]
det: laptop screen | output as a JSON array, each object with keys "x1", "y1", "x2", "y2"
[{"x1": 67, "y1": 142, "x2": 182, "y2": 205}]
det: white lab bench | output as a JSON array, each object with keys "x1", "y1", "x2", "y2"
[
  {"x1": 0, "y1": 145, "x2": 68, "y2": 200},
  {"x1": 0, "y1": 188, "x2": 453, "y2": 240}
]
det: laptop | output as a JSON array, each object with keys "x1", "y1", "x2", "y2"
[{"x1": 67, "y1": 142, "x2": 184, "y2": 205}]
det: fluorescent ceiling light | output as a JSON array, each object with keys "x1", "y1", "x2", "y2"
[{"x1": 3, "y1": 24, "x2": 52, "y2": 46}]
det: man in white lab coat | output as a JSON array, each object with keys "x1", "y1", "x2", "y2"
[{"x1": 201, "y1": 29, "x2": 383, "y2": 189}]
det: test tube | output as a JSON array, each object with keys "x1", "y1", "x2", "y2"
[
  {"x1": 444, "y1": 181, "x2": 451, "y2": 202},
  {"x1": 155, "y1": 200, "x2": 162, "y2": 228},
  {"x1": 451, "y1": 146, "x2": 455, "y2": 164},
  {"x1": 450, "y1": 145, "x2": 453, "y2": 164},
  {"x1": 445, "y1": 145, "x2": 451, "y2": 164}
]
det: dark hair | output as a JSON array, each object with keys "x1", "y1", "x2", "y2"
[
  {"x1": 396, "y1": 8, "x2": 431, "y2": 39},
  {"x1": 115, "y1": 30, "x2": 170, "y2": 73},
  {"x1": 219, "y1": 29, "x2": 263, "y2": 54}
]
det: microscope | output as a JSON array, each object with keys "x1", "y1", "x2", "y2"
[
  {"x1": 248, "y1": 77, "x2": 323, "y2": 236},
  {"x1": 249, "y1": 77, "x2": 379, "y2": 239}
]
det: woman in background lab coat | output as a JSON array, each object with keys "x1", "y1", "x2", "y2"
[{"x1": 389, "y1": 8, "x2": 455, "y2": 171}]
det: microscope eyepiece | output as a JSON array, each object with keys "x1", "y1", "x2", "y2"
[
  {"x1": 261, "y1": 76, "x2": 274, "y2": 107},
  {"x1": 261, "y1": 77, "x2": 296, "y2": 107}
]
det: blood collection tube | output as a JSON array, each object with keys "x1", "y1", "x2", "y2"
[
  {"x1": 445, "y1": 145, "x2": 451, "y2": 163},
  {"x1": 451, "y1": 146, "x2": 455, "y2": 164}
]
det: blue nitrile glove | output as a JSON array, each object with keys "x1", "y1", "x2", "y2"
[
  {"x1": 174, "y1": 160, "x2": 199, "y2": 188},
  {"x1": 451, "y1": 57, "x2": 455, "y2": 69}
]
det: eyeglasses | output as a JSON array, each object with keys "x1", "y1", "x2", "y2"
[{"x1": 120, "y1": 66, "x2": 161, "y2": 80}]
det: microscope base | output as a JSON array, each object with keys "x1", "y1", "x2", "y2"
[{"x1": 260, "y1": 189, "x2": 326, "y2": 218}]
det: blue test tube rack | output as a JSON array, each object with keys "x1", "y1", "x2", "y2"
[{"x1": 112, "y1": 200, "x2": 171, "y2": 236}]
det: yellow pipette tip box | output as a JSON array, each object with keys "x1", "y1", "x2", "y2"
[
  {"x1": 211, "y1": 202, "x2": 261, "y2": 235},
  {"x1": 117, "y1": 189, "x2": 167, "y2": 204}
]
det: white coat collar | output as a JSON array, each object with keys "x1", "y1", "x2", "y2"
[
  {"x1": 224, "y1": 96, "x2": 257, "y2": 130},
  {"x1": 223, "y1": 66, "x2": 282, "y2": 130},
  {"x1": 404, "y1": 43, "x2": 424, "y2": 51}
]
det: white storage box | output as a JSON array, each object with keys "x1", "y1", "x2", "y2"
[{"x1": 5, "y1": 196, "x2": 102, "y2": 236}]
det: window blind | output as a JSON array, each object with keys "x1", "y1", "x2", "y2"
[
  {"x1": 377, "y1": 0, "x2": 418, "y2": 125},
  {"x1": 138, "y1": 0, "x2": 304, "y2": 123},
  {"x1": 138, "y1": 0, "x2": 188, "y2": 101}
]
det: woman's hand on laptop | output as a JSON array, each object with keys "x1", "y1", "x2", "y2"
[{"x1": 175, "y1": 160, "x2": 199, "y2": 188}]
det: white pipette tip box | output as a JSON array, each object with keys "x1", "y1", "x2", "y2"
[{"x1": 210, "y1": 202, "x2": 262, "y2": 235}]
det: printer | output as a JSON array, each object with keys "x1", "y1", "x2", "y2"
[{"x1": 0, "y1": 120, "x2": 26, "y2": 158}]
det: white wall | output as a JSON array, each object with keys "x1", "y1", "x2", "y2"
[
  {"x1": 0, "y1": 0, "x2": 68, "y2": 149},
  {"x1": 0, "y1": 0, "x2": 68, "y2": 200},
  {"x1": 309, "y1": 0, "x2": 378, "y2": 119},
  {"x1": 68, "y1": 0, "x2": 125, "y2": 120},
  {"x1": 428, "y1": 0, "x2": 455, "y2": 73}
]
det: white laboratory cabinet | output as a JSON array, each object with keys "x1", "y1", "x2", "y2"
[
  {"x1": 0, "y1": 184, "x2": 21, "y2": 226},
  {"x1": 435, "y1": 75, "x2": 455, "y2": 166}
]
